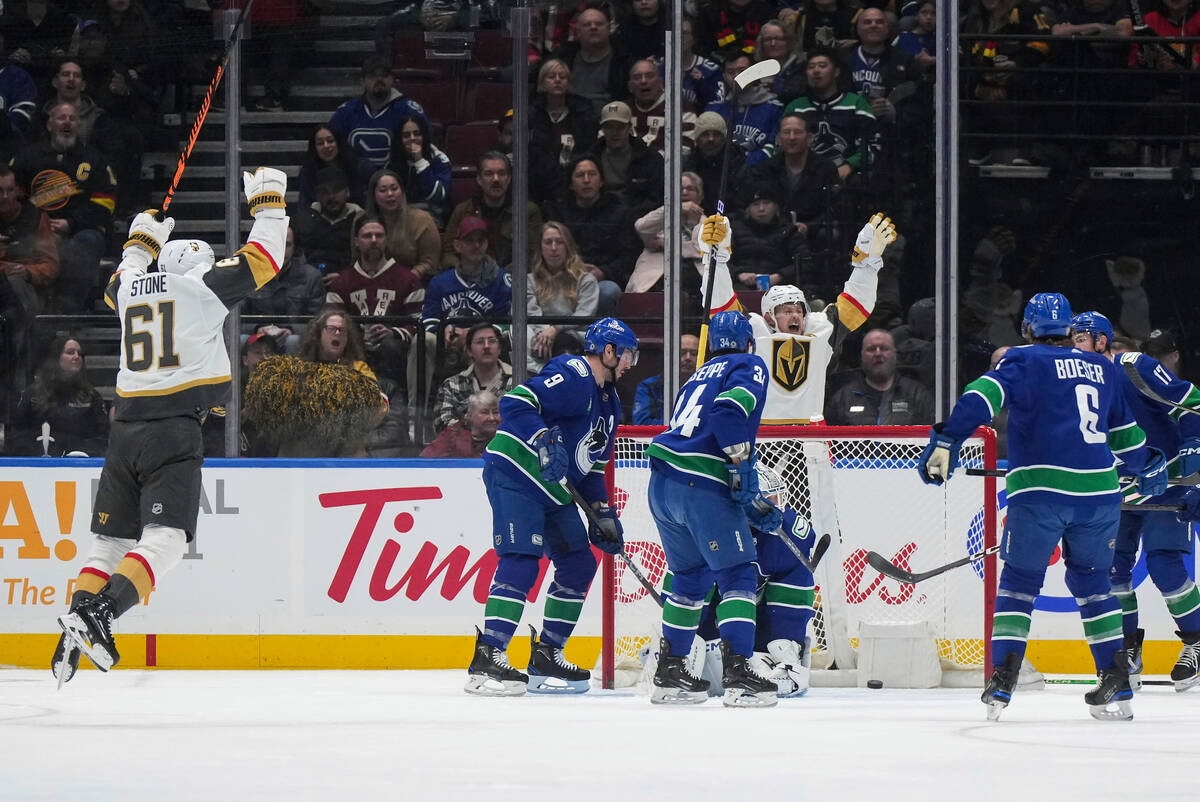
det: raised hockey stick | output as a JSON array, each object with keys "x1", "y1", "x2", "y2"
[
  {"x1": 162, "y1": 0, "x2": 256, "y2": 213},
  {"x1": 866, "y1": 544, "x2": 999, "y2": 585},
  {"x1": 564, "y1": 481, "x2": 663, "y2": 607},
  {"x1": 697, "y1": 58, "x2": 782, "y2": 366},
  {"x1": 1121, "y1": 360, "x2": 1200, "y2": 418}
]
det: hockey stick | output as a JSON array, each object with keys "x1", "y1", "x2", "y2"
[
  {"x1": 162, "y1": 0, "x2": 256, "y2": 213},
  {"x1": 866, "y1": 544, "x2": 999, "y2": 585},
  {"x1": 966, "y1": 466, "x2": 1200, "y2": 487},
  {"x1": 1121, "y1": 360, "x2": 1200, "y2": 418},
  {"x1": 750, "y1": 497, "x2": 831, "y2": 572},
  {"x1": 1127, "y1": 0, "x2": 1191, "y2": 70},
  {"x1": 564, "y1": 481, "x2": 662, "y2": 606},
  {"x1": 697, "y1": 58, "x2": 782, "y2": 366}
]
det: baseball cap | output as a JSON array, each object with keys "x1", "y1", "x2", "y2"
[
  {"x1": 362, "y1": 55, "x2": 392, "y2": 77},
  {"x1": 599, "y1": 101, "x2": 632, "y2": 125},
  {"x1": 456, "y1": 215, "x2": 489, "y2": 239},
  {"x1": 1144, "y1": 329, "x2": 1178, "y2": 356}
]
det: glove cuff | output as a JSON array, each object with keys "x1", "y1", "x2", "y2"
[
  {"x1": 120, "y1": 247, "x2": 154, "y2": 273},
  {"x1": 851, "y1": 246, "x2": 869, "y2": 263},
  {"x1": 248, "y1": 192, "x2": 286, "y2": 217},
  {"x1": 125, "y1": 232, "x2": 162, "y2": 258}
]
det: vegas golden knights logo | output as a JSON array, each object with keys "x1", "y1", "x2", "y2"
[
  {"x1": 97, "y1": 512, "x2": 110, "y2": 525},
  {"x1": 772, "y1": 338, "x2": 810, "y2": 391}
]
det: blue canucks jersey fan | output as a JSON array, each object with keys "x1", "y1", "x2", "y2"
[
  {"x1": 465, "y1": 318, "x2": 637, "y2": 696},
  {"x1": 919, "y1": 293, "x2": 1166, "y2": 722}
]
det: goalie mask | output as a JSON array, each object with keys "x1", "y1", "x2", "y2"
[
  {"x1": 755, "y1": 463, "x2": 788, "y2": 509},
  {"x1": 158, "y1": 239, "x2": 215, "y2": 277},
  {"x1": 761, "y1": 285, "x2": 809, "y2": 331}
]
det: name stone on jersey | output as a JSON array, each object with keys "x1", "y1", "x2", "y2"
[{"x1": 772, "y1": 338, "x2": 810, "y2": 391}]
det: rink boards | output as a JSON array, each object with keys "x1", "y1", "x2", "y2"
[{"x1": 0, "y1": 458, "x2": 1194, "y2": 673}]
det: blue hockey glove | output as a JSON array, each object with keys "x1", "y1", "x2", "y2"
[
  {"x1": 728, "y1": 455, "x2": 760, "y2": 505},
  {"x1": 1177, "y1": 490, "x2": 1200, "y2": 524},
  {"x1": 1137, "y1": 446, "x2": 1168, "y2": 497},
  {"x1": 745, "y1": 495, "x2": 784, "y2": 534},
  {"x1": 918, "y1": 423, "x2": 962, "y2": 486},
  {"x1": 1177, "y1": 437, "x2": 1200, "y2": 478},
  {"x1": 530, "y1": 426, "x2": 568, "y2": 483},
  {"x1": 588, "y1": 501, "x2": 624, "y2": 555}
]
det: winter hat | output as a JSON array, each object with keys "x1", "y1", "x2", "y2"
[{"x1": 693, "y1": 111, "x2": 728, "y2": 139}]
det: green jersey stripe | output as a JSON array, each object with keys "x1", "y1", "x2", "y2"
[
  {"x1": 1108, "y1": 422, "x2": 1147, "y2": 454},
  {"x1": 484, "y1": 432, "x2": 572, "y2": 504},
  {"x1": 965, "y1": 375, "x2": 1004, "y2": 418},
  {"x1": 1006, "y1": 464, "x2": 1119, "y2": 498},
  {"x1": 506, "y1": 385, "x2": 540, "y2": 411},
  {"x1": 715, "y1": 386, "x2": 756, "y2": 416},
  {"x1": 645, "y1": 442, "x2": 729, "y2": 485}
]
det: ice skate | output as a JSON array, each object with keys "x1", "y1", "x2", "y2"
[
  {"x1": 464, "y1": 627, "x2": 527, "y2": 697},
  {"x1": 1120, "y1": 628, "x2": 1144, "y2": 691},
  {"x1": 981, "y1": 652, "x2": 1022, "y2": 721},
  {"x1": 650, "y1": 638, "x2": 709, "y2": 704},
  {"x1": 1171, "y1": 631, "x2": 1200, "y2": 693},
  {"x1": 51, "y1": 632, "x2": 81, "y2": 689},
  {"x1": 1085, "y1": 659, "x2": 1133, "y2": 721},
  {"x1": 720, "y1": 640, "x2": 778, "y2": 708},
  {"x1": 526, "y1": 626, "x2": 590, "y2": 694},
  {"x1": 58, "y1": 594, "x2": 119, "y2": 672}
]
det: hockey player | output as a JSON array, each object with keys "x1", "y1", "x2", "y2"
[
  {"x1": 1071, "y1": 311, "x2": 1200, "y2": 692},
  {"x1": 646, "y1": 309, "x2": 783, "y2": 707},
  {"x1": 698, "y1": 212, "x2": 897, "y2": 423},
  {"x1": 919, "y1": 293, "x2": 1167, "y2": 721},
  {"x1": 53, "y1": 168, "x2": 289, "y2": 685},
  {"x1": 466, "y1": 317, "x2": 636, "y2": 696}
]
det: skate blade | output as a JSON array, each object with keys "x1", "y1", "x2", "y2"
[
  {"x1": 464, "y1": 673, "x2": 526, "y2": 697},
  {"x1": 58, "y1": 614, "x2": 113, "y2": 673},
  {"x1": 53, "y1": 649, "x2": 78, "y2": 691},
  {"x1": 1088, "y1": 699, "x2": 1133, "y2": 721},
  {"x1": 650, "y1": 685, "x2": 708, "y2": 705},
  {"x1": 526, "y1": 675, "x2": 590, "y2": 694},
  {"x1": 1130, "y1": 673, "x2": 1143, "y2": 692},
  {"x1": 1172, "y1": 673, "x2": 1200, "y2": 693},
  {"x1": 722, "y1": 688, "x2": 778, "y2": 708},
  {"x1": 985, "y1": 700, "x2": 1008, "y2": 721}
]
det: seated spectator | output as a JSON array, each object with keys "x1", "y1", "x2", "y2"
[
  {"x1": 705, "y1": 53, "x2": 785, "y2": 167},
  {"x1": 1129, "y1": 0, "x2": 1200, "y2": 69},
  {"x1": 543, "y1": 155, "x2": 639, "y2": 315},
  {"x1": 788, "y1": 0, "x2": 859, "y2": 54},
  {"x1": 620, "y1": 0, "x2": 666, "y2": 60},
  {"x1": 423, "y1": 216, "x2": 512, "y2": 332},
  {"x1": 298, "y1": 306, "x2": 378, "y2": 380},
  {"x1": 497, "y1": 107, "x2": 514, "y2": 155},
  {"x1": 420, "y1": 389, "x2": 501, "y2": 458},
  {"x1": 2, "y1": 0, "x2": 78, "y2": 87},
  {"x1": 292, "y1": 167, "x2": 363, "y2": 279},
  {"x1": 680, "y1": 16, "x2": 725, "y2": 114},
  {"x1": 757, "y1": 18, "x2": 807, "y2": 105},
  {"x1": 894, "y1": 0, "x2": 937, "y2": 75},
  {"x1": 628, "y1": 59, "x2": 696, "y2": 154},
  {"x1": 243, "y1": 225, "x2": 325, "y2": 320},
  {"x1": 729, "y1": 183, "x2": 807, "y2": 291},
  {"x1": 202, "y1": 332, "x2": 285, "y2": 457},
  {"x1": 784, "y1": 48, "x2": 879, "y2": 181},
  {"x1": 558, "y1": 4, "x2": 629, "y2": 115},
  {"x1": 696, "y1": 0, "x2": 781, "y2": 62},
  {"x1": 12, "y1": 102, "x2": 115, "y2": 313},
  {"x1": 432, "y1": 321, "x2": 513, "y2": 433},
  {"x1": 364, "y1": 167, "x2": 441, "y2": 281},
  {"x1": 298, "y1": 125, "x2": 371, "y2": 207},
  {"x1": 526, "y1": 221, "x2": 600, "y2": 373},
  {"x1": 529, "y1": 58, "x2": 599, "y2": 203},
  {"x1": 837, "y1": 8, "x2": 917, "y2": 126},
  {"x1": 587, "y1": 100, "x2": 665, "y2": 217},
  {"x1": 0, "y1": 164, "x2": 59, "y2": 353},
  {"x1": 39, "y1": 60, "x2": 114, "y2": 150},
  {"x1": 386, "y1": 113, "x2": 451, "y2": 226},
  {"x1": 632, "y1": 332, "x2": 699, "y2": 425},
  {"x1": 0, "y1": 32, "x2": 37, "y2": 160},
  {"x1": 444, "y1": 151, "x2": 542, "y2": 271},
  {"x1": 627, "y1": 171, "x2": 706, "y2": 295},
  {"x1": 1144, "y1": 329, "x2": 1182, "y2": 375},
  {"x1": 329, "y1": 55, "x2": 428, "y2": 169},
  {"x1": 683, "y1": 111, "x2": 746, "y2": 215},
  {"x1": 825, "y1": 328, "x2": 934, "y2": 425},
  {"x1": 9, "y1": 334, "x2": 108, "y2": 456}
]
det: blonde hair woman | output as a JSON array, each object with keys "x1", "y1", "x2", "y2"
[
  {"x1": 526, "y1": 221, "x2": 599, "y2": 372},
  {"x1": 363, "y1": 168, "x2": 442, "y2": 280}
]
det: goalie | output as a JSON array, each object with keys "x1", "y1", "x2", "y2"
[{"x1": 697, "y1": 212, "x2": 897, "y2": 423}]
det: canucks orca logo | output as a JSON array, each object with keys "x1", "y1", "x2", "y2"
[{"x1": 575, "y1": 415, "x2": 614, "y2": 474}]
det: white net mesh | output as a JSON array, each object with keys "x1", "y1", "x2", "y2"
[{"x1": 605, "y1": 426, "x2": 997, "y2": 685}]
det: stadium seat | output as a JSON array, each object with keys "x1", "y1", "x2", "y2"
[
  {"x1": 471, "y1": 30, "x2": 511, "y2": 68},
  {"x1": 444, "y1": 122, "x2": 500, "y2": 168},
  {"x1": 465, "y1": 81, "x2": 513, "y2": 123},
  {"x1": 617, "y1": 292, "x2": 665, "y2": 346},
  {"x1": 403, "y1": 81, "x2": 462, "y2": 126},
  {"x1": 451, "y1": 174, "x2": 478, "y2": 206}
]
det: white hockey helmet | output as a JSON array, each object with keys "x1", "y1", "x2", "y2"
[
  {"x1": 158, "y1": 239, "x2": 215, "y2": 276},
  {"x1": 761, "y1": 285, "x2": 809, "y2": 328},
  {"x1": 755, "y1": 462, "x2": 788, "y2": 509}
]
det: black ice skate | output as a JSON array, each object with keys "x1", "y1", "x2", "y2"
[
  {"x1": 58, "y1": 593, "x2": 119, "y2": 672},
  {"x1": 650, "y1": 638, "x2": 710, "y2": 705},
  {"x1": 51, "y1": 591, "x2": 95, "y2": 689},
  {"x1": 1120, "y1": 628, "x2": 1145, "y2": 691},
  {"x1": 526, "y1": 626, "x2": 590, "y2": 694},
  {"x1": 1171, "y1": 630, "x2": 1200, "y2": 693},
  {"x1": 981, "y1": 652, "x2": 1022, "y2": 721},
  {"x1": 720, "y1": 640, "x2": 778, "y2": 708},
  {"x1": 1085, "y1": 657, "x2": 1133, "y2": 721},
  {"x1": 464, "y1": 627, "x2": 528, "y2": 697}
]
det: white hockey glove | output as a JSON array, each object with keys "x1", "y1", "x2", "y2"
[
  {"x1": 851, "y1": 212, "x2": 897, "y2": 266},
  {"x1": 123, "y1": 209, "x2": 175, "y2": 273},
  {"x1": 242, "y1": 167, "x2": 288, "y2": 218},
  {"x1": 696, "y1": 214, "x2": 732, "y2": 264}
]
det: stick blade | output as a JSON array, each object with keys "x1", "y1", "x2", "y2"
[
  {"x1": 866, "y1": 550, "x2": 918, "y2": 584},
  {"x1": 734, "y1": 58, "x2": 781, "y2": 89}
]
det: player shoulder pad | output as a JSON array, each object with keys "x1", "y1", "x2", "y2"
[{"x1": 805, "y1": 310, "x2": 834, "y2": 339}]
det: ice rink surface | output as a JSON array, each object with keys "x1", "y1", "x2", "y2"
[{"x1": 2, "y1": 668, "x2": 1197, "y2": 801}]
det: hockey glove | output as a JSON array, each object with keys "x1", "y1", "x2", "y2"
[
  {"x1": 123, "y1": 210, "x2": 175, "y2": 273},
  {"x1": 587, "y1": 501, "x2": 624, "y2": 555},
  {"x1": 1136, "y1": 446, "x2": 1168, "y2": 498},
  {"x1": 1177, "y1": 437, "x2": 1200, "y2": 478},
  {"x1": 918, "y1": 423, "x2": 962, "y2": 486},
  {"x1": 745, "y1": 495, "x2": 783, "y2": 534},
  {"x1": 696, "y1": 214, "x2": 732, "y2": 264},
  {"x1": 727, "y1": 455, "x2": 760, "y2": 505},
  {"x1": 1177, "y1": 490, "x2": 1200, "y2": 524},
  {"x1": 530, "y1": 426, "x2": 568, "y2": 484},
  {"x1": 851, "y1": 212, "x2": 897, "y2": 265},
  {"x1": 242, "y1": 167, "x2": 288, "y2": 218}
]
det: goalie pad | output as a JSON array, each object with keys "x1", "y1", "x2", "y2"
[{"x1": 765, "y1": 638, "x2": 811, "y2": 698}]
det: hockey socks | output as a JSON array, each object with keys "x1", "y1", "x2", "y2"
[
  {"x1": 482, "y1": 554, "x2": 540, "y2": 649},
  {"x1": 538, "y1": 548, "x2": 596, "y2": 648},
  {"x1": 1146, "y1": 552, "x2": 1200, "y2": 634},
  {"x1": 764, "y1": 579, "x2": 815, "y2": 645},
  {"x1": 1111, "y1": 582, "x2": 1139, "y2": 636},
  {"x1": 715, "y1": 593, "x2": 757, "y2": 657},
  {"x1": 1065, "y1": 570, "x2": 1123, "y2": 672},
  {"x1": 990, "y1": 565, "x2": 1040, "y2": 667}
]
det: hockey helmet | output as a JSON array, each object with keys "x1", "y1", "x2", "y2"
[
  {"x1": 1070, "y1": 311, "x2": 1114, "y2": 348},
  {"x1": 755, "y1": 462, "x2": 788, "y2": 510},
  {"x1": 584, "y1": 317, "x2": 639, "y2": 365},
  {"x1": 158, "y1": 239, "x2": 215, "y2": 276},
  {"x1": 1021, "y1": 292, "x2": 1072, "y2": 338},
  {"x1": 761, "y1": 285, "x2": 809, "y2": 326},
  {"x1": 708, "y1": 310, "x2": 755, "y2": 354}
]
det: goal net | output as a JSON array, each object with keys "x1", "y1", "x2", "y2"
[{"x1": 599, "y1": 425, "x2": 998, "y2": 688}]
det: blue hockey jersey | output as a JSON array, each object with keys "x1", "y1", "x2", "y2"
[
  {"x1": 483, "y1": 354, "x2": 621, "y2": 506},
  {"x1": 646, "y1": 352, "x2": 769, "y2": 494},
  {"x1": 421, "y1": 259, "x2": 512, "y2": 331},
  {"x1": 328, "y1": 91, "x2": 428, "y2": 168},
  {"x1": 703, "y1": 96, "x2": 783, "y2": 166},
  {"x1": 943, "y1": 343, "x2": 1153, "y2": 506},
  {"x1": 1116, "y1": 352, "x2": 1200, "y2": 503}
]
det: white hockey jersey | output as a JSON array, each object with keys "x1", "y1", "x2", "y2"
[{"x1": 104, "y1": 214, "x2": 288, "y2": 421}]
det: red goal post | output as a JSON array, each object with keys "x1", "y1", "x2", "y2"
[{"x1": 600, "y1": 425, "x2": 999, "y2": 689}]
